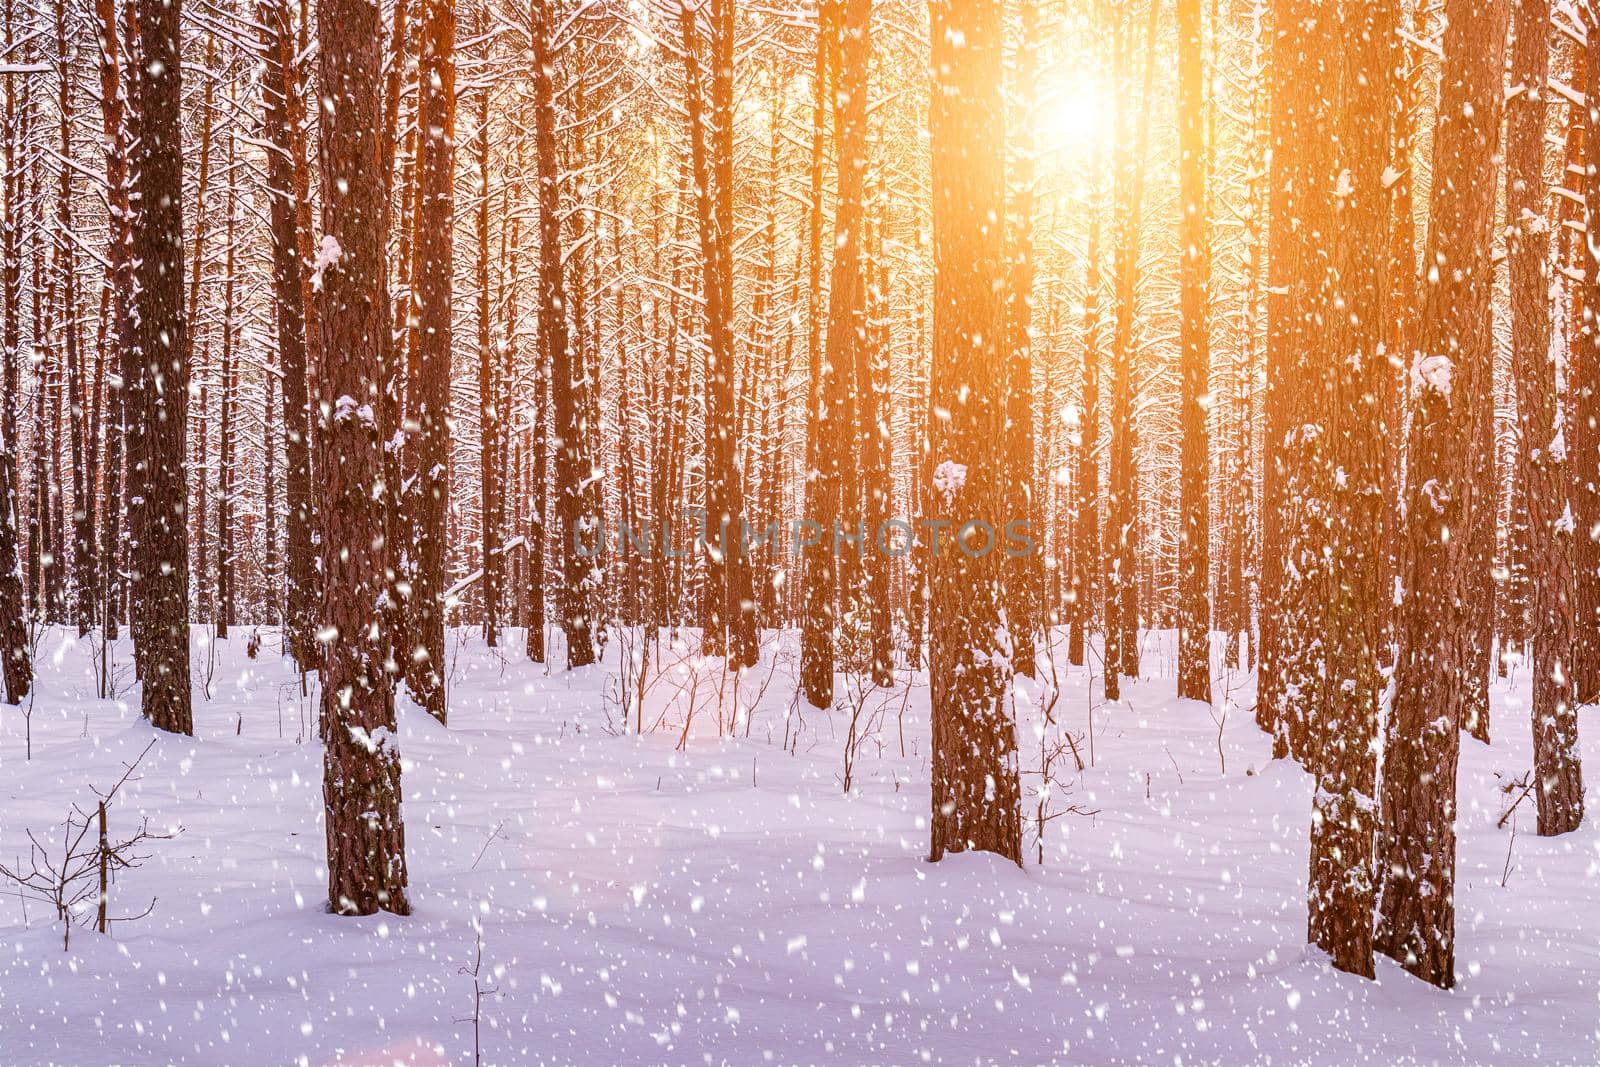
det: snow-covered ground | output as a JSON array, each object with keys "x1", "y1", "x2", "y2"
[{"x1": 0, "y1": 625, "x2": 1595, "y2": 1065}]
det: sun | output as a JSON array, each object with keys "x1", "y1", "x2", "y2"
[{"x1": 1033, "y1": 70, "x2": 1111, "y2": 159}]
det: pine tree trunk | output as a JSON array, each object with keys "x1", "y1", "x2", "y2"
[
  {"x1": 260, "y1": 367, "x2": 278, "y2": 624},
  {"x1": 1376, "y1": 0, "x2": 1508, "y2": 988},
  {"x1": 526, "y1": 329, "x2": 547, "y2": 664},
  {"x1": 314, "y1": 0, "x2": 410, "y2": 916},
  {"x1": 820, "y1": 0, "x2": 871, "y2": 682},
  {"x1": 1003, "y1": 0, "x2": 1040, "y2": 680},
  {"x1": 52, "y1": 0, "x2": 93, "y2": 638},
  {"x1": 714, "y1": 0, "x2": 756, "y2": 667},
  {"x1": 130, "y1": 0, "x2": 192, "y2": 734},
  {"x1": 406, "y1": 0, "x2": 454, "y2": 719},
  {"x1": 658, "y1": 173, "x2": 693, "y2": 639},
  {"x1": 1105, "y1": 0, "x2": 1158, "y2": 697},
  {"x1": 22, "y1": 68, "x2": 42, "y2": 631},
  {"x1": 1221, "y1": 0, "x2": 1265, "y2": 674},
  {"x1": 567, "y1": 52, "x2": 605, "y2": 649},
  {"x1": 800, "y1": 10, "x2": 834, "y2": 706},
  {"x1": 476, "y1": 81, "x2": 499, "y2": 649},
  {"x1": 927, "y1": 0, "x2": 1021, "y2": 866},
  {"x1": 499, "y1": 143, "x2": 523, "y2": 641},
  {"x1": 186, "y1": 32, "x2": 215, "y2": 627},
  {"x1": 1307, "y1": 0, "x2": 1392, "y2": 980},
  {"x1": 215, "y1": 90, "x2": 238, "y2": 638},
  {"x1": 1069, "y1": 207, "x2": 1102, "y2": 671},
  {"x1": 533, "y1": 0, "x2": 593, "y2": 669},
  {"x1": 47, "y1": 261, "x2": 67, "y2": 625},
  {"x1": 258, "y1": 0, "x2": 315, "y2": 669},
  {"x1": 680, "y1": 0, "x2": 755, "y2": 669},
  {"x1": 1175, "y1": 0, "x2": 1211, "y2": 704},
  {"x1": 0, "y1": 0, "x2": 31, "y2": 702},
  {"x1": 91, "y1": 0, "x2": 130, "y2": 646},
  {"x1": 1515, "y1": 0, "x2": 1585, "y2": 835},
  {"x1": 863, "y1": 172, "x2": 894, "y2": 686},
  {"x1": 1380, "y1": 9, "x2": 1421, "y2": 675},
  {"x1": 1575, "y1": 8, "x2": 1600, "y2": 707},
  {"x1": 1260, "y1": 0, "x2": 1335, "y2": 762}
]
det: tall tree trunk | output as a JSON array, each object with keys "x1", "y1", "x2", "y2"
[
  {"x1": 820, "y1": 0, "x2": 871, "y2": 683},
  {"x1": 476, "y1": 80, "x2": 499, "y2": 649},
  {"x1": 406, "y1": 0, "x2": 455, "y2": 719},
  {"x1": 1221, "y1": 2, "x2": 1265, "y2": 672},
  {"x1": 1517, "y1": 0, "x2": 1586, "y2": 835},
  {"x1": 379, "y1": 0, "x2": 412, "y2": 701},
  {"x1": 1307, "y1": 0, "x2": 1392, "y2": 980},
  {"x1": 259, "y1": 0, "x2": 316, "y2": 669},
  {"x1": 1575, "y1": 8, "x2": 1600, "y2": 706},
  {"x1": 680, "y1": 0, "x2": 755, "y2": 669},
  {"x1": 862, "y1": 168, "x2": 893, "y2": 686},
  {"x1": 926, "y1": 0, "x2": 1021, "y2": 866},
  {"x1": 215, "y1": 85, "x2": 238, "y2": 638},
  {"x1": 186, "y1": 32, "x2": 216, "y2": 626},
  {"x1": 23, "y1": 65, "x2": 43, "y2": 629},
  {"x1": 263, "y1": 372, "x2": 278, "y2": 623},
  {"x1": 1380, "y1": 6, "x2": 1421, "y2": 675},
  {"x1": 1105, "y1": 0, "x2": 1158, "y2": 697},
  {"x1": 93, "y1": 0, "x2": 130, "y2": 647},
  {"x1": 714, "y1": 0, "x2": 755, "y2": 667},
  {"x1": 1069, "y1": 204, "x2": 1102, "y2": 671},
  {"x1": 1376, "y1": 0, "x2": 1508, "y2": 988},
  {"x1": 800, "y1": 6, "x2": 834, "y2": 706},
  {"x1": 1260, "y1": 0, "x2": 1335, "y2": 762},
  {"x1": 131, "y1": 0, "x2": 192, "y2": 734},
  {"x1": 54, "y1": 0, "x2": 93, "y2": 637},
  {"x1": 565, "y1": 44, "x2": 605, "y2": 651},
  {"x1": 1175, "y1": 0, "x2": 1211, "y2": 703},
  {"x1": 0, "y1": 0, "x2": 31, "y2": 702},
  {"x1": 533, "y1": 0, "x2": 593, "y2": 668},
  {"x1": 500, "y1": 142, "x2": 523, "y2": 642},
  {"x1": 525, "y1": 280, "x2": 547, "y2": 664},
  {"x1": 315, "y1": 0, "x2": 410, "y2": 916},
  {"x1": 1004, "y1": 0, "x2": 1040, "y2": 679}
]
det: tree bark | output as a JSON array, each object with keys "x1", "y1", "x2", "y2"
[
  {"x1": 259, "y1": 0, "x2": 316, "y2": 668},
  {"x1": 1175, "y1": 0, "x2": 1212, "y2": 703},
  {"x1": 216, "y1": 85, "x2": 238, "y2": 638},
  {"x1": 1575, "y1": 8, "x2": 1600, "y2": 707},
  {"x1": 800, "y1": 6, "x2": 834, "y2": 706},
  {"x1": 130, "y1": 0, "x2": 193, "y2": 734},
  {"x1": 1517, "y1": 0, "x2": 1585, "y2": 835},
  {"x1": 927, "y1": 0, "x2": 1021, "y2": 866},
  {"x1": 1069, "y1": 206, "x2": 1102, "y2": 672},
  {"x1": 822, "y1": 0, "x2": 871, "y2": 682},
  {"x1": 476, "y1": 79, "x2": 499, "y2": 649},
  {"x1": 1260, "y1": 0, "x2": 1335, "y2": 762},
  {"x1": 533, "y1": 0, "x2": 594, "y2": 669},
  {"x1": 1307, "y1": 0, "x2": 1392, "y2": 980},
  {"x1": 1004, "y1": 0, "x2": 1040, "y2": 679},
  {"x1": 406, "y1": 0, "x2": 455, "y2": 719},
  {"x1": 1376, "y1": 0, "x2": 1508, "y2": 988},
  {"x1": 680, "y1": 0, "x2": 756, "y2": 669},
  {"x1": 315, "y1": 0, "x2": 410, "y2": 916},
  {"x1": 0, "y1": 0, "x2": 31, "y2": 702},
  {"x1": 1105, "y1": 0, "x2": 1158, "y2": 697},
  {"x1": 54, "y1": 0, "x2": 94, "y2": 637}
]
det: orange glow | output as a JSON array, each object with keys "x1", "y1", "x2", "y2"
[{"x1": 1034, "y1": 70, "x2": 1111, "y2": 158}]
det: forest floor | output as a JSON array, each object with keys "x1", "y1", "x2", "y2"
[{"x1": 0, "y1": 625, "x2": 1594, "y2": 1065}]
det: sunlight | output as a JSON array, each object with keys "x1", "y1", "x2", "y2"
[{"x1": 1034, "y1": 70, "x2": 1111, "y2": 158}]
